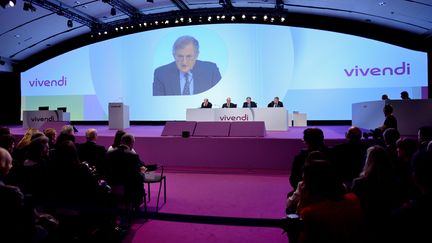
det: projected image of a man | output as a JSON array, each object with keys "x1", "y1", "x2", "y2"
[{"x1": 153, "y1": 35, "x2": 222, "y2": 96}]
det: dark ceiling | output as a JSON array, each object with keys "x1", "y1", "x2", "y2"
[{"x1": 1, "y1": 0, "x2": 432, "y2": 72}]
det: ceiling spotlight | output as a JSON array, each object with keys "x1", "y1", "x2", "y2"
[
  {"x1": 110, "y1": 7, "x2": 116, "y2": 16},
  {"x1": 67, "y1": 19, "x2": 73, "y2": 28}
]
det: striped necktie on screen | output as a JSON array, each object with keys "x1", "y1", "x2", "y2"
[{"x1": 182, "y1": 73, "x2": 191, "y2": 95}]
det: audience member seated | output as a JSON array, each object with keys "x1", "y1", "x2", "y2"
[
  {"x1": 242, "y1": 97, "x2": 257, "y2": 108},
  {"x1": 295, "y1": 159, "x2": 365, "y2": 243},
  {"x1": 108, "y1": 130, "x2": 137, "y2": 154},
  {"x1": 0, "y1": 147, "x2": 51, "y2": 243},
  {"x1": 395, "y1": 138, "x2": 418, "y2": 200},
  {"x1": 417, "y1": 126, "x2": 432, "y2": 152},
  {"x1": 201, "y1": 98, "x2": 212, "y2": 108},
  {"x1": 391, "y1": 150, "x2": 432, "y2": 243},
  {"x1": 0, "y1": 127, "x2": 11, "y2": 136},
  {"x1": 7, "y1": 135, "x2": 50, "y2": 204},
  {"x1": 0, "y1": 134, "x2": 15, "y2": 155},
  {"x1": 286, "y1": 151, "x2": 326, "y2": 214},
  {"x1": 267, "y1": 96, "x2": 284, "y2": 107},
  {"x1": 222, "y1": 97, "x2": 237, "y2": 108},
  {"x1": 289, "y1": 128, "x2": 330, "y2": 191},
  {"x1": 48, "y1": 140, "x2": 115, "y2": 241},
  {"x1": 351, "y1": 145, "x2": 404, "y2": 242},
  {"x1": 381, "y1": 94, "x2": 389, "y2": 100},
  {"x1": 104, "y1": 133, "x2": 148, "y2": 210},
  {"x1": 383, "y1": 128, "x2": 400, "y2": 163},
  {"x1": 43, "y1": 128, "x2": 56, "y2": 150},
  {"x1": 13, "y1": 128, "x2": 39, "y2": 165},
  {"x1": 331, "y1": 126, "x2": 369, "y2": 188},
  {"x1": 78, "y1": 128, "x2": 107, "y2": 171}
]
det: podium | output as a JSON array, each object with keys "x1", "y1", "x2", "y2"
[{"x1": 109, "y1": 103, "x2": 130, "y2": 130}]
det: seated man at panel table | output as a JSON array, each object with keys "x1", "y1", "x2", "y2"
[
  {"x1": 222, "y1": 97, "x2": 237, "y2": 108},
  {"x1": 201, "y1": 98, "x2": 212, "y2": 108},
  {"x1": 242, "y1": 97, "x2": 257, "y2": 108},
  {"x1": 267, "y1": 97, "x2": 284, "y2": 107}
]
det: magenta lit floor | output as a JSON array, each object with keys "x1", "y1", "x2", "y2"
[{"x1": 123, "y1": 169, "x2": 292, "y2": 243}]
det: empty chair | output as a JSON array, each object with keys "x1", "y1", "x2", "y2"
[{"x1": 143, "y1": 165, "x2": 166, "y2": 212}]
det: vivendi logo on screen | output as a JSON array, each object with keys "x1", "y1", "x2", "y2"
[
  {"x1": 28, "y1": 76, "x2": 68, "y2": 87},
  {"x1": 344, "y1": 62, "x2": 410, "y2": 77}
]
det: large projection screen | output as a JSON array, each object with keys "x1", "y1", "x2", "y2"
[{"x1": 21, "y1": 24, "x2": 428, "y2": 121}]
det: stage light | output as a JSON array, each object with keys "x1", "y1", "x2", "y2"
[
  {"x1": 252, "y1": 16, "x2": 256, "y2": 20},
  {"x1": 242, "y1": 14, "x2": 246, "y2": 19},
  {"x1": 281, "y1": 17, "x2": 285, "y2": 22},
  {"x1": 110, "y1": 7, "x2": 116, "y2": 16},
  {"x1": 219, "y1": 0, "x2": 224, "y2": 5},
  {"x1": 67, "y1": 19, "x2": 73, "y2": 28},
  {"x1": 263, "y1": 15, "x2": 268, "y2": 21},
  {"x1": 207, "y1": 16, "x2": 212, "y2": 21},
  {"x1": 175, "y1": 19, "x2": 179, "y2": 23},
  {"x1": 0, "y1": 0, "x2": 16, "y2": 8},
  {"x1": 231, "y1": 16, "x2": 235, "y2": 21}
]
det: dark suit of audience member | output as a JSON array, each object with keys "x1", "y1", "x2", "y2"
[
  {"x1": 289, "y1": 128, "x2": 330, "y2": 191},
  {"x1": 331, "y1": 127, "x2": 369, "y2": 188},
  {"x1": 243, "y1": 101, "x2": 257, "y2": 108},
  {"x1": 104, "y1": 134, "x2": 146, "y2": 208},
  {"x1": 78, "y1": 129, "x2": 107, "y2": 172},
  {"x1": 390, "y1": 151, "x2": 432, "y2": 243},
  {"x1": 0, "y1": 148, "x2": 41, "y2": 243}
]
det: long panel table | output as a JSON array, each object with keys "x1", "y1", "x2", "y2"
[
  {"x1": 186, "y1": 108, "x2": 289, "y2": 131},
  {"x1": 22, "y1": 110, "x2": 70, "y2": 129}
]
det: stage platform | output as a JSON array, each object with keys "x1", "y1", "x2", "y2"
[{"x1": 9, "y1": 125, "x2": 350, "y2": 170}]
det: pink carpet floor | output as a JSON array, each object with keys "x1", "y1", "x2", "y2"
[{"x1": 124, "y1": 170, "x2": 291, "y2": 242}]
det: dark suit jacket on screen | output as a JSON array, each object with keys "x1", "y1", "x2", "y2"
[
  {"x1": 222, "y1": 103, "x2": 237, "y2": 108},
  {"x1": 201, "y1": 102, "x2": 212, "y2": 108},
  {"x1": 153, "y1": 60, "x2": 221, "y2": 96},
  {"x1": 242, "y1": 101, "x2": 257, "y2": 108},
  {"x1": 267, "y1": 101, "x2": 284, "y2": 107}
]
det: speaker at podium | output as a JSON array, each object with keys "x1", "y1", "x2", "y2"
[{"x1": 108, "y1": 102, "x2": 130, "y2": 130}]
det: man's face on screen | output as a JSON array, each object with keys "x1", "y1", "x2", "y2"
[{"x1": 174, "y1": 43, "x2": 198, "y2": 73}]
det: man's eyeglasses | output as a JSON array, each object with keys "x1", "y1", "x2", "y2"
[{"x1": 175, "y1": 55, "x2": 196, "y2": 61}]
